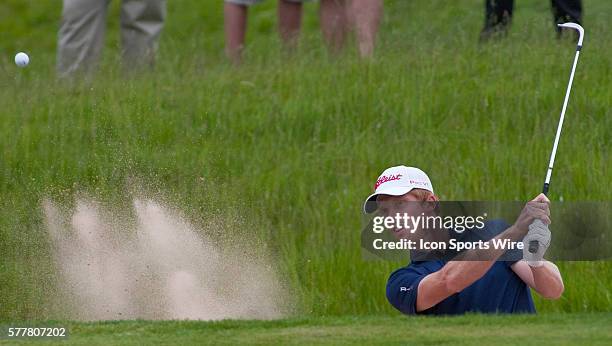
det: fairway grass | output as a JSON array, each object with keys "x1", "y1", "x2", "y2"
[{"x1": 2, "y1": 313, "x2": 611, "y2": 345}]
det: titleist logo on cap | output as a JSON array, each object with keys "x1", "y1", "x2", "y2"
[{"x1": 374, "y1": 174, "x2": 402, "y2": 190}]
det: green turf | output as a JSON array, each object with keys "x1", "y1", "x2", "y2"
[
  {"x1": 2, "y1": 313, "x2": 611, "y2": 345},
  {"x1": 0, "y1": 0, "x2": 610, "y2": 321}
]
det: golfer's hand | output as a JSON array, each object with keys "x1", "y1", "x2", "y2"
[{"x1": 514, "y1": 194, "x2": 551, "y2": 235}]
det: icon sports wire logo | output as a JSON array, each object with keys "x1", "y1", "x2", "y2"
[{"x1": 374, "y1": 174, "x2": 402, "y2": 190}]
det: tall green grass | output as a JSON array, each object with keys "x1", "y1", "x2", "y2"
[{"x1": 0, "y1": 0, "x2": 610, "y2": 320}]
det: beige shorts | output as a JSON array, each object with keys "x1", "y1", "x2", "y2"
[{"x1": 226, "y1": 0, "x2": 311, "y2": 6}]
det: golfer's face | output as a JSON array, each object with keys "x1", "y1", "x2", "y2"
[{"x1": 377, "y1": 193, "x2": 424, "y2": 239}]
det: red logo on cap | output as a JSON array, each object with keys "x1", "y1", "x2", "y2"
[{"x1": 374, "y1": 174, "x2": 402, "y2": 190}]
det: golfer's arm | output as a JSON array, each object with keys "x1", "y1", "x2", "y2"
[
  {"x1": 416, "y1": 225, "x2": 524, "y2": 312},
  {"x1": 511, "y1": 260, "x2": 564, "y2": 299}
]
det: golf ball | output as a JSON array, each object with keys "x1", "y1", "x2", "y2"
[{"x1": 15, "y1": 52, "x2": 29, "y2": 67}]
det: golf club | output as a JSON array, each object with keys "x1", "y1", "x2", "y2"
[{"x1": 528, "y1": 22, "x2": 585, "y2": 254}]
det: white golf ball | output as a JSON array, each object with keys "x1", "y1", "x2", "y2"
[{"x1": 15, "y1": 52, "x2": 29, "y2": 67}]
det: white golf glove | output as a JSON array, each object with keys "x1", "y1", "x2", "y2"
[{"x1": 522, "y1": 219, "x2": 551, "y2": 267}]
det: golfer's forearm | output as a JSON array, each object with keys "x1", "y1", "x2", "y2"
[
  {"x1": 440, "y1": 260, "x2": 494, "y2": 292},
  {"x1": 531, "y1": 261, "x2": 564, "y2": 299},
  {"x1": 442, "y1": 225, "x2": 524, "y2": 292}
]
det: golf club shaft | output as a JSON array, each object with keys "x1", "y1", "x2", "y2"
[
  {"x1": 542, "y1": 23, "x2": 584, "y2": 195},
  {"x1": 528, "y1": 23, "x2": 584, "y2": 255},
  {"x1": 543, "y1": 49, "x2": 581, "y2": 195}
]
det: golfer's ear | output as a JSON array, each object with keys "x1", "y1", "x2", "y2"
[
  {"x1": 423, "y1": 195, "x2": 439, "y2": 213},
  {"x1": 427, "y1": 194, "x2": 439, "y2": 202}
]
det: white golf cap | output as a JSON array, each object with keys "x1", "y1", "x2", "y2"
[{"x1": 363, "y1": 166, "x2": 434, "y2": 214}]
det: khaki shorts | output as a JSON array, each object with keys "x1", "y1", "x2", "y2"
[{"x1": 226, "y1": 0, "x2": 311, "y2": 5}]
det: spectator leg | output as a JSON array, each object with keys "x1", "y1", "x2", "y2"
[
  {"x1": 224, "y1": 2, "x2": 248, "y2": 64},
  {"x1": 551, "y1": 0, "x2": 582, "y2": 38},
  {"x1": 320, "y1": 0, "x2": 348, "y2": 55},
  {"x1": 120, "y1": 0, "x2": 167, "y2": 70},
  {"x1": 57, "y1": 0, "x2": 110, "y2": 77},
  {"x1": 279, "y1": 0, "x2": 303, "y2": 51},
  {"x1": 348, "y1": 0, "x2": 382, "y2": 57},
  {"x1": 480, "y1": 0, "x2": 514, "y2": 41}
]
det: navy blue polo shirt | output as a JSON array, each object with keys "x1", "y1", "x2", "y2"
[{"x1": 386, "y1": 220, "x2": 535, "y2": 315}]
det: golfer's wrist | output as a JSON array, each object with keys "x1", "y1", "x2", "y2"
[
  {"x1": 506, "y1": 224, "x2": 527, "y2": 240},
  {"x1": 527, "y1": 260, "x2": 545, "y2": 268}
]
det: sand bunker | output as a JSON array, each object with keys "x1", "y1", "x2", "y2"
[{"x1": 42, "y1": 197, "x2": 287, "y2": 321}]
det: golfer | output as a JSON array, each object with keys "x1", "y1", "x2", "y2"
[{"x1": 363, "y1": 165, "x2": 564, "y2": 315}]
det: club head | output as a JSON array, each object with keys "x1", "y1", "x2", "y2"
[{"x1": 557, "y1": 22, "x2": 584, "y2": 46}]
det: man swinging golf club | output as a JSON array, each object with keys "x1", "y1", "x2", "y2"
[
  {"x1": 364, "y1": 166, "x2": 564, "y2": 315},
  {"x1": 364, "y1": 22, "x2": 583, "y2": 315}
]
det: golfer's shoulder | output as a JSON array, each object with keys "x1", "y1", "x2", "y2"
[{"x1": 390, "y1": 261, "x2": 444, "y2": 279}]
